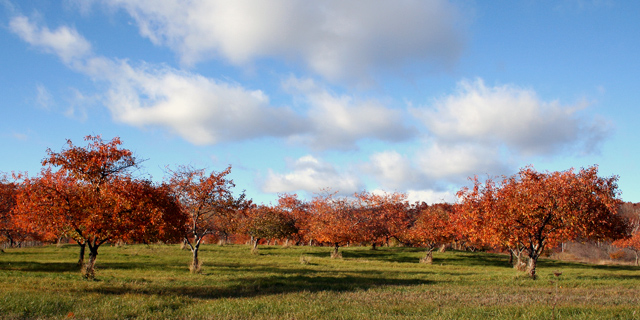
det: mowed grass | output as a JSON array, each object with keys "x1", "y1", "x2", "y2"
[{"x1": 0, "y1": 244, "x2": 638, "y2": 319}]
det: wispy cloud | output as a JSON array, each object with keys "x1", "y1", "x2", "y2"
[
  {"x1": 35, "y1": 84, "x2": 54, "y2": 110},
  {"x1": 9, "y1": 15, "x2": 91, "y2": 64}
]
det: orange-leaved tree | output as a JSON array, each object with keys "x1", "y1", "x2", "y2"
[
  {"x1": 455, "y1": 176, "x2": 527, "y2": 266},
  {"x1": 457, "y1": 165, "x2": 626, "y2": 279},
  {"x1": 401, "y1": 202, "x2": 455, "y2": 264},
  {"x1": 17, "y1": 135, "x2": 185, "y2": 278},
  {"x1": 613, "y1": 203, "x2": 640, "y2": 265},
  {"x1": 275, "y1": 193, "x2": 310, "y2": 245},
  {"x1": 14, "y1": 169, "x2": 90, "y2": 263},
  {"x1": 243, "y1": 204, "x2": 297, "y2": 251},
  {"x1": 167, "y1": 165, "x2": 248, "y2": 272},
  {"x1": 350, "y1": 191, "x2": 411, "y2": 249},
  {"x1": 308, "y1": 192, "x2": 361, "y2": 258},
  {"x1": 0, "y1": 174, "x2": 34, "y2": 248}
]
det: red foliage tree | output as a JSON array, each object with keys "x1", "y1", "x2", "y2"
[
  {"x1": 308, "y1": 192, "x2": 360, "y2": 258},
  {"x1": 613, "y1": 203, "x2": 640, "y2": 265},
  {"x1": 15, "y1": 136, "x2": 185, "y2": 278},
  {"x1": 354, "y1": 191, "x2": 411, "y2": 249},
  {"x1": 275, "y1": 193, "x2": 311, "y2": 245},
  {"x1": 167, "y1": 165, "x2": 247, "y2": 272},
  {"x1": 242, "y1": 204, "x2": 297, "y2": 251},
  {"x1": 14, "y1": 169, "x2": 89, "y2": 263},
  {"x1": 0, "y1": 175, "x2": 31, "y2": 248},
  {"x1": 457, "y1": 166, "x2": 626, "y2": 278},
  {"x1": 402, "y1": 202, "x2": 455, "y2": 264}
]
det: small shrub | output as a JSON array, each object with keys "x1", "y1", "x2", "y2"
[
  {"x1": 420, "y1": 255, "x2": 433, "y2": 264},
  {"x1": 609, "y1": 250, "x2": 626, "y2": 261},
  {"x1": 299, "y1": 256, "x2": 311, "y2": 265},
  {"x1": 514, "y1": 261, "x2": 527, "y2": 271}
]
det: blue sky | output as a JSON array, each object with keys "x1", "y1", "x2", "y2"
[{"x1": 1, "y1": 0, "x2": 638, "y2": 205}]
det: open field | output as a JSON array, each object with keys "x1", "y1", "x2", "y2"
[{"x1": 0, "y1": 244, "x2": 639, "y2": 319}]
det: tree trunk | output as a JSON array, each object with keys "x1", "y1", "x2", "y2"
[
  {"x1": 420, "y1": 248, "x2": 434, "y2": 264},
  {"x1": 330, "y1": 243, "x2": 341, "y2": 258},
  {"x1": 188, "y1": 236, "x2": 202, "y2": 273},
  {"x1": 192, "y1": 249, "x2": 199, "y2": 268},
  {"x1": 526, "y1": 254, "x2": 538, "y2": 279},
  {"x1": 190, "y1": 242, "x2": 201, "y2": 273},
  {"x1": 82, "y1": 244, "x2": 99, "y2": 279},
  {"x1": 77, "y1": 242, "x2": 86, "y2": 266},
  {"x1": 371, "y1": 242, "x2": 377, "y2": 250},
  {"x1": 635, "y1": 251, "x2": 639, "y2": 266},
  {"x1": 509, "y1": 248, "x2": 526, "y2": 270}
]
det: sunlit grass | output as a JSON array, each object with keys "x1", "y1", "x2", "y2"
[{"x1": 0, "y1": 244, "x2": 638, "y2": 319}]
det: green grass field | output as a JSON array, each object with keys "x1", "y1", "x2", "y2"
[{"x1": 0, "y1": 244, "x2": 638, "y2": 319}]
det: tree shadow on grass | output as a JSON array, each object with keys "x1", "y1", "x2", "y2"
[
  {"x1": 538, "y1": 258, "x2": 640, "y2": 271},
  {"x1": 0, "y1": 260, "x2": 187, "y2": 273},
  {"x1": 79, "y1": 273, "x2": 434, "y2": 300},
  {"x1": 0, "y1": 261, "x2": 79, "y2": 272},
  {"x1": 302, "y1": 247, "x2": 435, "y2": 264},
  {"x1": 340, "y1": 247, "x2": 426, "y2": 263}
]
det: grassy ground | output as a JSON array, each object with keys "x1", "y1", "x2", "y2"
[{"x1": 0, "y1": 244, "x2": 638, "y2": 319}]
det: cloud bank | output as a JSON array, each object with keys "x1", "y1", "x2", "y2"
[
  {"x1": 10, "y1": 14, "x2": 416, "y2": 149},
  {"x1": 102, "y1": 0, "x2": 465, "y2": 83}
]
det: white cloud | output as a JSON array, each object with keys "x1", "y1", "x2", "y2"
[
  {"x1": 413, "y1": 78, "x2": 611, "y2": 155},
  {"x1": 415, "y1": 142, "x2": 510, "y2": 182},
  {"x1": 10, "y1": 15, "x2": 418, "y2": 148},
  {"x1": 284, "y1": 77, "x2": 415, "y2": 150},
  {"x1": 365, "y1": 143, "x2": 511, "y2": 191},
  {"x1": 12, "y1": 132, "x2": 29, "y2": 141},
  {"x1": 9, "y1": 16, "x2": 92, "y2": 64},
  {"x1": 102, "y1": 0, "x2": 465, "y2": 82},
  {"x1": 262, "y1": 155, "x2": 363, "y2": 195},
  {"x1": 363, "y1": 151, "x2": 418, "y2": 190},
  {"x1": 370, "y1": 188, "x2": 455, "y2": 205},
  {"x1": 100, "y1": 62, "x2": 307, "y2": 145},
  {"x1": 10, "y1": 15, "x2": 307, "y2": 145},
  {"x1": 405, "y1": 189, "x2": 456, "y2": 205},
  {"x1": 363, "y1": 78, "x2": 611, "y2": 194},
  {"x1": 35, "y1": 84, "x2": 54, "y2": 109}
]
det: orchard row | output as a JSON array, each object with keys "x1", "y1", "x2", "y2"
[{"x1": 1, "y1": 135, "x2": 638, "y2": 279}]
